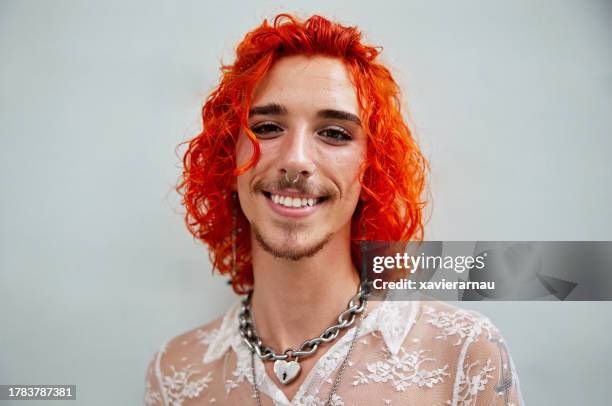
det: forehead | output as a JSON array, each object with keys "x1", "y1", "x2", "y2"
[{"x1": 250, "y1": 55, "x2": 359, "y2": 114}]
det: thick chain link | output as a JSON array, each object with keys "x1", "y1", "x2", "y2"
[
  {"x1": 239, "y1": 282, "x2": 369, "y2": 362},
  {"x1": 250, "y1": 300, "x2": 368, "y2": 406}
]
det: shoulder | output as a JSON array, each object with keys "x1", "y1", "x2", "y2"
[
  {"x1": 411, "y1": 300, "x2": 508, "y2": 374},
  {"x1": 158, "y1": 315, "x2": 225, "y2": 372},
  {"x1": 415, "y1": 300, "x2": 501, "y2": 345},
  {"x1": 409, "y1": 300, "x2": 523, "y2": 405},
  {"x1": 375, "y1": 299, "x2": 500, "y2": 352},
  {"x1": 371, "y1": 299, "x2": 503, "y2": 371},
  {"x1": 157, "y1": 300, "x2": 242, "y2": 367},
  {"x1": 371, "y1": 299, "x2": 499, "y2": 355},
  {"x1": 143, "y1": 305, "x2": 237, "y2": 406}
]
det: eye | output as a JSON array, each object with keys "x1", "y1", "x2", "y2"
[
  {"x1": 318, "y1": 127, "x2": 353, "y2": 145},
  {"x1": 250, "y1": 122, "x2": 283, "y2": 138}
]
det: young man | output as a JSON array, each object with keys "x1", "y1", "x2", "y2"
[{"x1": 144, "y1": 14, "x2": 523, "y2": 406}]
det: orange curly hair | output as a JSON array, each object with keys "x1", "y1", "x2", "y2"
[{"x1": 176, "y1": 14, "x2": 429, "y2": 294}]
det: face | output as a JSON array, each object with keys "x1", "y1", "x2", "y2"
[{"x1": 235, "y1": 55, "x2": 366, "y2": 261}]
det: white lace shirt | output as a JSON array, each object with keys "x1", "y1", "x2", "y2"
[{"x1": 144, "y1": 299, "x2": 524, "y2": 406}]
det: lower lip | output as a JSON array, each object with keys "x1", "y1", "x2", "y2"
[{"x1": 264, "y1": 194, "x2": 323, "y2": 219}]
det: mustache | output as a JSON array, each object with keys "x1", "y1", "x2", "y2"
[{"x1": 253, "y1": 175, "x2": 335, "y2": 198}]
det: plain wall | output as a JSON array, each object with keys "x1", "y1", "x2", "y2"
[{"x1": 1, "y1": 0, "x2": 611, "y2": 405}]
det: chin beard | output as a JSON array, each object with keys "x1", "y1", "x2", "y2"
[{"x1": 253, "y1": 224, "x2": 333, "y2": 261}]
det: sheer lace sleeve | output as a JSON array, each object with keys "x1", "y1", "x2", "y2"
[
  {"x1": 143, "y1": 350, "x2": 164, "y2": 406},
  {"x1": 451, "y1": 314, "x2": 524, "y2": 406},
  {"x1": 143, "y1": 319, "x2": 226, "y2": 406}
]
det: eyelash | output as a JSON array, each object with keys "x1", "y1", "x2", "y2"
[
  {"x1": 250, "y1": 123, "x2": 353, "y2": 144},
  {"x1": 251, "y1": 123, "x2": 283, "y2": 136}
]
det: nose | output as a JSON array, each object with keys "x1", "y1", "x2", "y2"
[{"x1": 278, "y1": 125, "x2": 316, "y2": 180}]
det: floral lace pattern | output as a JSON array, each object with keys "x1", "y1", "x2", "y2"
[
  {"x1": 315, "y1": 342, "x2": 352, "y2": 379},
  {"x1": 453, "y1": 359, "x2": 496, "y2": 406},
  {"x1": 144, "y1": 378, "x2": 162, "y2": 406},
  {"x1": 290, "y1": 393, "x2": 344, "y2": 406},
  {"x1": 423, "y1": 305, "x2": 494, "y2": 345},
  {"x1": 144, "y1": 300, "x2": 524, "y2": 406},
  {"x1": 196, "y1": 328, "x2": 220, "y2": 346},
  {"x1": 161, "y1": 365, "x2": 213, "y2": 405},
  {"x1": 225, "y1": 350, "x2": 252, "y2": 394},
  {"x1": 352, "y1": 347, "x2": 450, "y2": 391}
]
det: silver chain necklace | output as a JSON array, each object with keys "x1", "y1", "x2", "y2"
[
  {"x1": 249, "y1": 298, "x2": 368, "y2": 406},
  {"x1": 239, "y1": 282, "x2": 368, "y2": 385}
]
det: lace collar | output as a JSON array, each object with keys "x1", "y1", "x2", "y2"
[{"x1": 203, "y1": 298, "x2": 419, "y2": 364}]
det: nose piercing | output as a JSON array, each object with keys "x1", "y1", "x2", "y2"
[{"x1": 284, "y1": 172, "x2": 300, "y2": 184}]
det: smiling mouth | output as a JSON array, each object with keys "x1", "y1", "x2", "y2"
[{"x1": 261, "y1": 191, "x2": 329, "y2": 208}]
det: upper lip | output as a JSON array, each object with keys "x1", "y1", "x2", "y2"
[{"x1": 263, "y1": 189, "x2": 322, "y2": 199}]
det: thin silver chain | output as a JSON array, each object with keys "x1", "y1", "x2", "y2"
[
  {"x1": 239, "y1": 283, "x2": 368, "y2": 361},
  {"x1": 324, "y1": 299, "x2": 367, "y2": 405},
  {"x1": 250, "y1": 351, "x2": 263, "y2": 405},
  {"x1": 250, "y1": 299, "x2": 368, "y2": 406}
]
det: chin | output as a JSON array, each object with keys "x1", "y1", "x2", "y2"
[{"x1": 254, "y1": 226, "x2": 333, "y2": 261}]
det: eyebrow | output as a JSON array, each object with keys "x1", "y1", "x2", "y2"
[
  {"x1": 318, "y1": 109, "x2": 361, "y2": 126},
  {"x1": 248, "y1": 103, "x2": 361, "y2": 126},
  {"x1": 248, "y1": 103, "x2": 288, "y2": 117}
]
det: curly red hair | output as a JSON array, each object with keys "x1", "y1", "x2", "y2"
[{"x1": 176, "y1": 14, "x2": 429, "y2": 294}]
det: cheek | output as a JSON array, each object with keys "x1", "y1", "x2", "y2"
[
  {"x1": 333, "y1": 147, "x2": 365, "y2": 184},
  {"x1": 328, "y1": 156, "x2": 364, "y2": 204},
  {"x1": 344, "y1": 149, "x2": 366, "y2": 202},
  {"x1": 346, "y1": 177, "x2": 363, "y2": 204}
]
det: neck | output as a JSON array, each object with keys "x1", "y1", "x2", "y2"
[{"x1": 249, "y1": 229, "x2": 361, "y2": 353}]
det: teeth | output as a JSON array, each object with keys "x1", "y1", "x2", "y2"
[{"x1": 270, "y1": 194, "x2": 319, "y2": 208}]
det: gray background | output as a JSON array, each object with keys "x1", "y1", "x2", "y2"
[{"x1": 1, "y1": 0, "x2": 611, "y2": 405}]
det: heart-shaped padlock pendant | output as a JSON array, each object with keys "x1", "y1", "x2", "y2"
[{"x1": 273, "y1": 359, "x2": 301, "y2": 385}]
